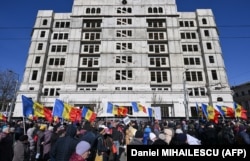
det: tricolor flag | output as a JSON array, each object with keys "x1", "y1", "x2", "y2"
[
  {"x1": 234, "y1": 103, "x2": 247, "y2": 120},
  {"x1": 201, "y1": 104, "x2": 220, "y2": 123},
  {"x1": 52, "y1": 99, "x2": 64, "y2": 118},
  {"x1": 0, "y1": 113, "x2": 7, "y2": 122},
  {"x1": 131, "y1": 102, "x2": 146, "y2": 113},
  {"x1": 82, "y1": 106, "x2": 96, "y2": 122},
  {"x1": 216, "y1": 105, "x2": 234, "y2": 118},
  {"x1": 62, "y1": 103, "x2": 82, "y2": 122},
  {"x1": 22, "y1": 95, "x2": 34, "y2": 117},
  {"x1": 33, "y1": 102, "x2": 53, "y2": 122}
]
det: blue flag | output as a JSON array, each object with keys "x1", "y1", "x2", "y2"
[
  {"x1": 107, "y1": 102, "x2": 113, "y2": 114},
  {"x1": 22, "y1": 95, "x2": 34, "y2": 117},
  {"x1": 131, "y1": 102, "x2": 139, "y2": 112},
  {"x1": 52, "y1": 99, "x2": 64, "y2": 118}
]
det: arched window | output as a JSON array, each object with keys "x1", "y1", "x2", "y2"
[
  {"x1": 91, "y1": 8, "x2": 95, "y2": 14},
  {"x1": 86, "y1": 8, "x2": 90, "y2": 14},
  {"x1": 153, "y1": 7, "x2": 158, "y2": 13},
  {"x1": 202, "y1": 18, "x2": 207, "y2": 24},
  {"x1": 42, "y1": 19, "x2": 48, "y2": 25},
  {"x1": 96, "y1": 8, "x2": 101, "y2": 14},
  {"x1": 159, "y1": 7, "x2": 163, "y2": 13},
  {"x1": 148, "y1": 7, "x2": 152, "y2": 13}
]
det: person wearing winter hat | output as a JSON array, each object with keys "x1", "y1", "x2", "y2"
[{"x1": 69, "y1": 141, "x2": 91, "y2": 161}]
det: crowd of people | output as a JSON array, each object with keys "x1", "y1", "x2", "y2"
[{"x1": 0, "y1": 118, "x2": 250, "y2": 161}]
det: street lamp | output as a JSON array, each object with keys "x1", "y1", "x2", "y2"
[
  {"x1": 8, "y1": 70, "x2": 19, "y2": 122},
  {"x1": 183, "y1": 69, "x2": 189, "y2": 121}
]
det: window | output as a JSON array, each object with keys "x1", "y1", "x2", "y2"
[
  {"x1": 46, "y1": 71, "x2": 63, "y2": 82},
  {"x1": 117, "y1": 18, "x2": 132, "y2": 25},
  {"x1": 148, "y1": 7, "x2": 163, "y2": 13},
  {"x1": 40, "y1": 31, "x2": 46, "y2": 38},
  {"x1": 86, "y1": 8, "x2": 90, "y2": 13},
  {"x1": 80, "y1": 71, "x2": 98, "y2": 83},
  {"x1": 180, "y1": 32, "x2": 197, "y2": 39},
  {"x1": 115, "y1": 70, "x2": 132, "y2": 80},
  {"x1": 148, "y1": 32, "x2": 166, "y2": 40},
  {"x1": 182, "y1": 44, "x2": 199, "y2": 52},
  {"x1": 84, "y1": 20, "x2": 101, "y2": 28},
  {"x1": 82, "y1": 44, "x2": 100, "y2": 53},
  {"x1": 211, "y1": 70, "x2": 218, "y2": 80},
  {"x1": 209, "y1": 56, "x2": 215, "y2": 63},
  {"x1": 31, "y1": 70, "x2": 38, "y2": 80},
  {"x1": 147, "y1": 20, "x2": 166, "y2": 28},
  {"x1": 179, "y1": 21, "x2": 195, "y2": 27},
  {"x1": 48, "y1": 58, "x2": 65, "y2": 66},
  {"x1": 81, "y1": 57, "x2": 99, "y2": 67},
  {"x1": 43, "y1": 88, "x2": 60, "y2": 96},
  {"x1": 83, "y1": 32, "x2": 100, "y2": 41},
  {"x1": 116, "y1": 43, "x2": 132, "y2": 51},
  {"x1": 116, "y1": 56, "x2": 132, "y2": 64},
  {"x1": 184, "y1": 57, "x2": 201, "y2": 65},
  {"x1": 50, "y1": 45, "x2": 67, "y2": 52},
  {"x1": 116, "y1": 30, "x2": 132, "y2": 38},
  {"x1": 149, "y1": 57, "x2": 167, "y2": 67},
  {"x1": 150, "y1": 71, "x2": 168, "y2": 83},
  {"x1": 202, "y1": 18, "x2": 207, "y2": 25},
  {"x1": 42, "y1": 19, "x2": 48, "y2": 25},
  {"x1": 117, "y1": 7, "x2": 132, "y2": 14},
  {"x1": 35, "y1": 56, "x2": 41, "y2": 64},
  {"x1": 37, "y1": 43, "x2": 43, "y2": 50},
  {"x1": 86, "y1": 8, "x2": 101, "y2": 14},
  {"x1": 148, "y1": 7, "x2": 152, "y2": 13},
  {"x1": 149, "y1": 44, "x2": 166, "y2": 53},
  {"x1": 188, "y1": 87, "x2": 206, "y2": 96},
  {"x1": 54, "y1": 21, "x2": 70, "y2": 28},
  {"x1": 186, "y1": 71, "x2": 203, "y2": 82},
  {"x1": 206, "y1": 43, "x2": 212, "y2": 50},
  {"x1": 52, "y1": 33, "x2": 69, "y2": 40},
  {"x1": 204, "y1": 30, "x2": 210, "y2": 37}
]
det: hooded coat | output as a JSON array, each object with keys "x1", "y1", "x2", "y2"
[{"x1": 51, "y1": 124, "x2": 79, "y2": 161}]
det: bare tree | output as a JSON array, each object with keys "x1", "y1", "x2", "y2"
[{"x1": 0, "y1": 69, "x2": 19, "y2": 111}]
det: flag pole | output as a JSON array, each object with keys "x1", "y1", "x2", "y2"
[{"x1": 22, "y1": 116, "x2": 26, "y2": 135}]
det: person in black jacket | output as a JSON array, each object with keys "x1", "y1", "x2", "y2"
[{"x1": 51, "y1": 124, "x2": 79, "y2": 161}]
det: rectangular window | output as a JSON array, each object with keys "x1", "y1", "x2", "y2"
[
  {"x1": 37, "y1": 43, "x2": 43, "y2": 50},
  {"x1": 51, "y1": 45, "x2": 67, "y2": 53},
  {"x1": 35, "y1": 56, "x2": 41, "y2": 64},
  {"x1": 80, "y1": 71, "x2": 98, "y2": 83},
  {"x1": 117, "y1": 18, "x2": 132, "y2": 25},
  {"x1": 40, "y1": 31, "x2": 46, "y2": 38},
  {"x1": 31, "y1": 70, "x2": 38, "y2": 80},
  {"x1": 54, "y1": 21, "x2": 70, "y2": 28},
  {"x1": 116, "y1": 43, "x2": 133, "y2": 51},
  {"x1": 82, "y1": 44, "x2": 100, "y2": 53},
  {"x1": 206, "y1": 42, "x2": 212, "y2": 50},
  {"x1": 182, "y1": 44, "x2": 199, "y2": 52},
  {"x1": 183, "y1": 57, "x2": 200, "y2": 65},
  {"x1": 180, "y1": 32, "x2": 197, "y2": 39},
  {"x1": 46, "y1": 71, "x2": 63, "y2": 82},
  {"x1": 211, "y1": 70, "x2": 218, "y2": 80},
  {"x1": 148, "y1": 44, "x2": 166, "y2": 53},
  {"x1": 204, "y1": 30, "x2": 210, "y2": 37},
  {"x1": 115, "y1": 70, "x2": 132, "y2": 80},
  {"x1": 116, "y1": 30, "x2": 132, "y2": 38},
  {"x1": 150, "y1": 71, "x2": 168, "y2": 83},
  {"x1": 209, "y1": 56, "x2": 215, "y2": 63},
  {"x1": 186, "y1": 71, "x2": 203, "y2": 82}
]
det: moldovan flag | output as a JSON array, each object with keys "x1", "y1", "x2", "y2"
[
  {"x1": 202, "y1": 104, "x2": 219, "y2": 123},
  {"x1": 62, "y1": 103, "x2": 82, "y2": 122},
  {"x1": 117, "y1": 106, "x2": 128, "y2": 116},
  {"x1": 131, "y1": 102, "x2": 146, "y2": 113},
  {"x1": 234, "y1": 103, "x2": 247, "y2": 120},
  {"x1": 82, "y1": 106, "x2": 96, "y2": 122},
  {"x1": 22, "y1": 95, "x2": 34, "y2": 117},
  {"x1": 52, "y1": 99, "x2": 64, "y2": 118},
  {"x1": 0, "y1": 113, "x2": 7, "y2": 121},
  {"x1": 216, "y1": 105, "x2": 234, "y2": 118},
  {"x1": 33, "y1": 102, "x2": 52, "y2": 122}
]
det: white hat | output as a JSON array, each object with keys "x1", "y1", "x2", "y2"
[
  {"x1": 76, "y1": 141, "x2": 91, "y2": 155},
  {"x1": 149, "y1": 132, "x2": 156, "y2": 141}
]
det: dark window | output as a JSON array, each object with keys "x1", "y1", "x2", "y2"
[
  {"x1": 204, "y1": 30, "x2": 209, "y2": 36},
  {"x1": 86, "y1": 8, "x2": 90, "y2": 13},
  {"x1": 38, "y1": 43, "x2": 43, "y2": 50},
  {"x1": 96, "y1": 8, "x2": 101, "y2": 13},
  {"x1": 206, "y1": 43, "x2": 212, "y2": 50},
  {"x1": 179, "y1": 21, "x2": 184, "y2": 27},
  {"x1": 42, "y1": 19, "x2": 48, "y2": 25},
  {"x1": 159, "y1": 7, "x2": 163, "y2": 13},
  {"x1": 209, "y1": 56, "x2": 215, "y2": 63},
  {"x1": 211, "y1": 70, "x2": 218, "y2": 80},
  {"x1": 35, "y1": 56, "x2": 40, "y2": 64},
  {"x1": 40, "y1": 31, "x2": 46, "y2": 37},
  {"x1": 202, "y1": 18, "x2": 207, "y2": 24},
  {"x1": 49, "y1": 58, "x2": 54, "y2": 65},
  {"x1": 31, "y1": 70, "x2": 38, "y2": 80}
]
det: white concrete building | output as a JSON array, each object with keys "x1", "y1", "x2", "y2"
[{"x1": 13, "y1": 0, "x2": 233, "y2": 119}]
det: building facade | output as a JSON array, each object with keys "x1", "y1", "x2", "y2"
[
  {"x1": 231, "y1": 82, "x2": 250, "y2": 117},
  {"x1": 13, "y1": 0, "x2": 233, "y2": 119}
]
